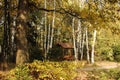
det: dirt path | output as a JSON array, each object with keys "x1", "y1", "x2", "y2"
[
  {"x1": 74, "y1": 61, "x2": 120, "y2": 80},
  {"x1": 80, "y1": 61, "x2": 120, "y2": 71},
  {"x1": 77, "y1": 61, "x2": 120, "y2": 71}
]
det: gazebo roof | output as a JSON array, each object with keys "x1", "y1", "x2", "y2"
[{"x1": 57, "y1": 42, "x2": 73, "y2": 49}]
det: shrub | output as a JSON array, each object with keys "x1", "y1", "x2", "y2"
[
  {"x1": 101, "y1": 48, "x2": 114, "y2": 61},
  {"x1": 113, "y1": 45, "x2": 120, "y2": 62},
  {"x1": 28, "y1": 60, "x2": 76, "y2": 80},
  {"x1": 95, "y1": 48, "x2": 114, "y2": 61},
  {"x1": 6, "y1": 60, "x2": 77, "y2": 80},
  {"x1": 7, "y1": 65, "x2": 33, "y2": 80}
]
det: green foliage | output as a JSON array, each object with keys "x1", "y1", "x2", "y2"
[
  {"x1": 6, "y1": 60, "x2": 77, "y2": 80},
  {"x1": 101, "y1": 48, "x2": 114, "y2": 61},
  {"x1": 29, "y1": 60, "x2": 76, "y2": 80},
  {"x1": 113, "y1": 45, "x2": 120, "y2": 62},
  {"x1": 95, "y1": 28, "x2": 120, "y2": 61},
  {"x1": 7, "y1": 65, "x2": 33, "y2": 80},
  {"x1": 96, "y1": 44, "x2": 120, "y2": 62}
]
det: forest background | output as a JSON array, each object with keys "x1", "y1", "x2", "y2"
[
  {"x1": 0, "y1": 0, "x2": 120, "y2": 80},
  {"x1": 0, "y1": 0, "x2": 120, "y2": 64}
]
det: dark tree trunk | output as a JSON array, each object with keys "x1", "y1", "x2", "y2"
[
  {"x1": 16, "y1": 0, "x2": 29, "y2": 65},
  {"x1": 1, "y1": 0, "x2": 11, "y2": 70}
]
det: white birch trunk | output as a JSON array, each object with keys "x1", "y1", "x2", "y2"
[
  {"x1": 77, "y1": 20, "x2": 82, "y2": 60},
  {"x1": 47, "y1": 21, "x2": 51, "y2": 53},
  {"x1": 81, "y1": 28, "x2": 85, "y2": 60},
  {"x1": 72, "y1": 18, "x2": 77, "y2": 60},
  {"x1": 85, "y1": 27, "x2": 90, "y2": 63},
  {"x1": 91, "y1": 29, "x2": 97, "y2": 64},
  {"x1": 11, "y1": 17, "x2": 16, "y2": 56},
  {"x1": 50, "y1": 0, "x2": 56, "y2": 48},
  {"x1": 44, "y1": 0, "x2": 47, "y2": 59}
]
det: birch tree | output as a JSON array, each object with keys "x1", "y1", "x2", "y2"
[
  {"x1": 85, "y1": 27, "x2": 90, "y2": 63},
  {"x1": 72, "y1": 18, "x2": 78, "y2": 60},
  {"x1": 77, "y1": 20, "x2": 82, "y2": 60},
  {"x1": 46, "y1": 20, "x2": 51, "y2": 53},
  {"x1": 91, "y1": 29, "x2": 97, "y2": 63},
  {"x1": 81, "y1": 28, "x2": 85, "y2": 60},
  {"x1": 44, "y1": 0, "x2": 47, "y2": 59},
  {"x1": 50, "y1": 0, "x2": 56, "y2": 49}
]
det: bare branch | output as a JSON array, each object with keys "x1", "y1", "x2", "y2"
[{"x1": 28, "y1": 2, "x2": 85, "y2": 20}]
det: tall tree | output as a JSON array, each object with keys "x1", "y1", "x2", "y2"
[
  {"x1": 50, "y1": 0, "x2": 56, "y2": 49},
  {"x1": 91, "y1": 29, "x2": 97, "y2": 63},
  {"x1": 85, "y1": 27, "x2": 90, "y2": 63},
  {"x1": 1, "y1": 0, "x2": 11, "y2": 70},
  {"x1": 72, "y1": 18, "x2": 78, "y2": 60},
  {"x1": 44, "y1": 0, "x2": 47, "y2": 59},
  {"x1": 81, "y1": 28, "x2": 85, "y2": 60},
  {"x1": 16, "y1": 0, "x2": 29, "y2": 64}
]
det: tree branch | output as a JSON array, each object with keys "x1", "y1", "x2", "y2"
[{"x1": 28, "y1": 2, "x2": 85, "y2": 20}]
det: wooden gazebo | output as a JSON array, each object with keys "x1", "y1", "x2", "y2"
[{"x1": 56, "y1": 42, "x2": 74, "y2": 60}]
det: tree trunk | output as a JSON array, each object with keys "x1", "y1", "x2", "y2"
[
  {"x1": 91, "y1": 29, "x2": 97, "y2": 64},
  {"x1": 81, "y1": 28, "x2": 85, "y2": 60},
  {"x1": 1, "y1": 0, "x2": 11, "y2": 70},
  {"x1": 46, "y1": 21, "x2": 51, "y2": 53},
  {"x1": 44, "y1": 0, "x2": 47, "y2": 59},
  {"x1": 72, "y1": 18, "x2": 78, "y2": 60},
  {"x1": 16, "y1": 0, "x2": 29, "y2": 65},
  {"x1": 77, "y1": 20, "x2": 82, "y2": 60},
  {"x1": 50, "y1": 0, "x2": 56, "y2": 49},
  {"x1": 85, "y1": 27, "x2": 90, "y2": 63},
  {"x1": 10, "y1": 17, "x2": 16, "y2": 62}
]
